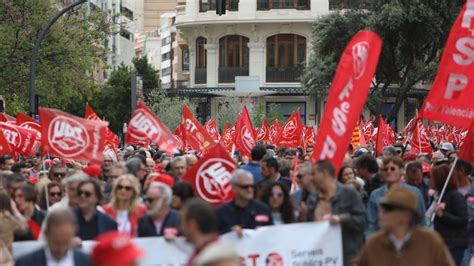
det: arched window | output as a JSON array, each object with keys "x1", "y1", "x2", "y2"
[
  {"x1": 218, "y1": 35, "x2": 249, "y2": 83},
  {"x1": 195, "y1": 37, "x2": 207, "y2": 84},
  {"x1": 266, "y1": 34, "x2": 306, "y2": 82}
]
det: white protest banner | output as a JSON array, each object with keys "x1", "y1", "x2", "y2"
[{"x1": 14, "y1": 222, "x2": 342, "y2": 266}]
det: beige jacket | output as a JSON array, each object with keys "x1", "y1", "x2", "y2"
[{"x1": 0, "y1": 211, "x2": 28, "y2": 265}]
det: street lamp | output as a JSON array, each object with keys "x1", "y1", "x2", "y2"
[{"x1": 29, "y1": 0, "x2": 87, "y2": 116}]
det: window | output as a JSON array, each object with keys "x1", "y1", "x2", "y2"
[
  {"x1": 162, "y1": 52, "x2": 171, "y2": 62},
  {"x1": 120, "y1": 29, "x2": 131, "y2": 40},
  {"x1": 162, "y1": 67, "x2": 172, "y2": 76},
  {"x1": 257, "y1": 0, "x2": 310, "y2": 10},
  {"x1": 199, "y1": 0, "x2": 239, "y2": 12},
  {"x1": 161, "y1": 37, "x2": 171, "y2": 46},
  {"x1": 266, "y1": 34, "x2": 306, "y2": 82},
  {"x1": 182, "y1": 49, "x2": 190, "y2": 71},
  {"x1": 219, "y1": 35, "x2": 249, "y2": 68},
  {"x1": 196, "y1": 37, "x2": 207, "y2": 68},
  {"x1": 121, "y1": 6, "x2": 134, "y2": 20}
]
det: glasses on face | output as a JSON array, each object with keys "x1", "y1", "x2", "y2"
[
  {"x1": 396, "y1": 150, "x2": 403, "y2": 154},
  {"x1": 236, "y1": 184, "x2": 255, "y2": 190},
  {"x1": 381, "y1": 166, "x2": 398, "y2": 172},
  {"x1": 381, "y1": 204, "x2": 404, "y2": 212},
  {"x1": 78, "y1": 190, "x2": 93, "y2": 198},
  {"x1": 144, "y1": 197, "x2": 159, "y2": 204},
  {"x1": 52, "y1": 172, "x2": 66, "y2": 178},
  {"x1": 296, "y1": 174, "x2": 303, "y2": 180},
  {"x1": 103, "y1": 160, "x2": 113, "y2": 163},
  {"x1": 117, "y1": 184, "x2": 132, "y2": 192},
  {"x1": 49, "y1": 192, "x2": 62, "y2": 197},
  {"x1": 270, "y1": 192, "x2": 284, "y2": 198}
]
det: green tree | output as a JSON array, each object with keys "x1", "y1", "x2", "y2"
[
  {"x1": 302, "y1": 1, "x2": 464, "y2": 123},
  {"x1": 133, "y1": 57, "x2": 160, "y2": 100},
  {"x1": 216, "y1": 97, "x2": 242, "y2": 130},
  {"x1": 0, "y1": 0, "x2": 111, "y2": 115},
  {"x1": 252, "y1": 101, "x2": 282, "y2": 127}
]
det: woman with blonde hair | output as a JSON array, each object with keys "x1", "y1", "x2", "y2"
[{"x1": 102, "y1": 175, "x2": 146, "y2": 236}]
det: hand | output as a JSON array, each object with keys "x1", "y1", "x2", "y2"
[
  {"x1": 10, "y1": 199, "x2": 20, "y2": 214},
  {"x1": 231, "y1": 225, "x2": 243, "y2": 238},
  {"x1": 70, "y1": 237, "x2": 83, "y2": 248},
  {"x1": 329, "y1": 215, "x2": 341, "y2": 225},
  {"x1": 435, "y1": 203, "x2": 446, "y2": 217},
  {"x1": 164, "y1": 231, "x2": 177, "y2": 242}
]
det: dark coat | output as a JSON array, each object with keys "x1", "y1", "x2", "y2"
[
  {"x1": 74, "y1": 208, "x2": 118, "y2": 240},
  {"x1": 137, "y1": 209, "x2": 180, "y2": 237},
  {"x1": 434, "y1": 188, "x2": 468, "y2": 248},
  {"x1": 14, "y1": 208, "x2": 46, "y2": 241},
  {"x1": 216, "y1": 199, "x2": 274, "y2": 234},
  {"x1": 308, "y1": 183, "x2": 367, "y2": 264},
  {"x1": 15, "y1": 247, "x2": 91, "y2": 266}
]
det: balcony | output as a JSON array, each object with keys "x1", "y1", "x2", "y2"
[
  {"x1": 199, "y1": 0, "x2": 239, "y2": 12},
  {"x1": 329, "y1": 0, "x2": 371, "y2": 10},
  {"x1": 218, "y1": 67, "x2": 249, "y2": 83},
  {"x1": 257, "y1": 0, "x2": 310, "y2": 10},
  {"x1": 266, "y1": 66, "x2": 303, "y2": 83},
  {"x1": 195, "y1": 68, "x2": 207, "y2": 84}
]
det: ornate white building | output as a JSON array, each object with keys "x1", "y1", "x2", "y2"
[{"x1": 175, "y1": 0, "x2": 331, "y2": 125}]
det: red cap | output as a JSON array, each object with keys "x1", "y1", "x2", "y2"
[
  {"x1": 92, "y1": 232, "x2": 143, "y2": 266},
  {"x1": 83, "y1": 164, "x2": 102, "y2": 178},
  {"x1": 147, "y1": 173, "x2": 175, "y2": 187},
  {"x1": 422, "y1": 163, "x2": 431, "y2": 174},
  {"x1": 28, "y1": 177, "x2": 39, "y2": 184}
]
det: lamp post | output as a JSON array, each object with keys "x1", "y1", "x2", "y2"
[{"x1": 29, "y1": 0, "x2": 87, "y2": 116}]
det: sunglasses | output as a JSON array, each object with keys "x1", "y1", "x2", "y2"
[
  {"x1": 270, "y1": 192, "x2": 284, "y2": 198},
  {"x1": 396, "y1": 150, "x2": 403, "y2": 154},
  {"x1": 381, "y1": 204, "x2": 406, "y2": 212},
  {"x1": 381, "y1": 167, "x2": 398, "y2": 172},
  {"x1": 117, "y1": 184, "x2": 132, "y2": 191},
  {"x1": 144, "y1": 197, "x2": 158, "y2": 204},
  {"x1": 296, "y1": 174, "x2": 303, "y2": 180},
  {"x1": 236, "y1": 184, "x2": 255, "y2": 190},
  {"x1": 49, "y1": 192, "x2": 62, "y2": 197},
  {"x1": 52, "y1": 172, "x2": 66, "y2": 178},
  {"x1": 78, "y1": 190, "x2": 93, "y2": 198}
]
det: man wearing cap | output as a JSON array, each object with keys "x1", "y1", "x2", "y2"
[
  {"x1": 92, "y1": 231, "x2": 143, "y2": 266},
  {"x1": 357, "y1": 187, "x2": 454, "y2": 266},
  {"x1": 16, "y1": 208, "x2": 91, "y2": 266},
  {"x1": 440, "y1": 142, "x2": 455, "y2": 157}
]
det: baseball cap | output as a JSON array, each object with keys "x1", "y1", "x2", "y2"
[
  {"x1": 440, "y1": 142, "x2": 454, "y2": 152},
  {"x1": 92, "y1": 232, "x2": 143, "y2": 266},
  {"x1": 83, "y1": 164, "x2": 102, "y2": 178}
]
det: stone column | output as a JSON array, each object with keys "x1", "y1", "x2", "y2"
[
  {"x1": 205, "y1": 44, "x2": 218, "y2": 87},
  {"x1": 247, "y1": 42, "x2": 265, "y2": 84}
]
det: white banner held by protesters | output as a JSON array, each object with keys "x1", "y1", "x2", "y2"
[{"x1": 13, "y1": 222, "x2": 342, "y2": 266}]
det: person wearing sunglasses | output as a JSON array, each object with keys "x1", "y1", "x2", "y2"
[
  {"x1": 48, "y1": 163, "x2": 68, "y2": 183},
  {"x1": 103, "y1": 175, "x2": 147, "y2": 237},
  {"x1": 38, "y1": 182, "x2": 64, "y2": 211},
  {"x1": 216, "y1": 169, "x2": 273, "y2": 236},
  {"x1": 261, "y1": 182, "x2": 295, "y2": 225},
  {"x1": 74, "y1": 179, "x2": 117, "y2": 241},
  {"x1": 357, "y1": 187, "x2": 455, "y2": 266},
  {"x1": 366, "y1": 156, "x2": 427, "y2": 236},
  {"x1": 137, "y1": 182, "x2": 180, "y2": 238}
]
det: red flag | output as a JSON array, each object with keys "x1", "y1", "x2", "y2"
[
  {"x1": 269, "y1": 120, "x2": 282, "y2": 145},
  {"x1": 410, "y1": 120, "x2": 433, "y2": 155},
  {"x1": 420, "y1": 2, "x2": 474, "y2": 128},
  {"x1": 126, "y1": 102, "x2": 179, "y2": 154},
  {"x1": 256, "y1": 119, "x2": 270, "y2": 143},
  {"x1": 303, "y1": 126, "x2": 316, "y2": 149},
  {"x1": 311, "y1": 30, "x2": 382, "y2": 172},
  {"x1": 459, "y1": 121, "x2": 474, "y2": 163},
  {"x1": 16, "y1": 113, "x2": 41, "y2": 134},
  {"x1": 182, "y1": 143, "x2": 236, "y2": 205},
  {"x1": 205, "y1": 119, "x2": 220, "y2": 143},
  {"x1": 275, "y1": 110, "x2": 303, "y2": 148},
  {"x1": 39, "y1": 108, "x2": 108, "y2": 163},
  {"x1": 0, "y1": 113, "x2": 16, "y2": 124},
  {"x1": 85, "y1": 104, "x2": 120, "y2": 149},
  {"x1": 0, "y1": 128, "x2": 12, "y2": 155},
  {"x1": 182, "y1": 105, "x2": 214, "y2": 153},
  {"x1": 0, "y1": 122, "x2": 41, "y2": 157},
  {"x1": 375, "y1": 115, "x2": 390, "y2": 156},
  {"x1": 220, "y1": 123, "x2": 235, "y2": 153},
  {"x1": 233, "y1": 106, "x2": 256, "y2": 158}
]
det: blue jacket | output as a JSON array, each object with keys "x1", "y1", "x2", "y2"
[
  {"x1": 216, "y1": 199, "x2": 273, "y2": 234},
  {"x1": 138, "y1": 209, "x2": 180, "y2": 237},
  {"x1": 366, "y1": 182, "x2": 427, "y2": 236},
  {"x1": 16, "y1": 247, "x2": 91, "y2": 266},
  {"x1": 241, "y1": 162, "x2": 263, "y2": 183},
  {"x1": 74, "y1": 208, "x2": 118, "y2": 240}
]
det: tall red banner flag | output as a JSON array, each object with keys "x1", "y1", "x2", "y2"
[
  {"x1": 256, "y1": 119, "x2": 270, "y2": 143},
  {"x1": 126, "y1": 102, "x2": 180, "y2": 154},
  {"x1": 233, "y1": 106, "x2": 256, "y2": 158},
  {"x1": 311, "y1": 30, "x2": 382, "y2": 171},
  {"x1": 275, "y1": 110, "x2": 303, "y2": 148},
  {"x1": 182, "y1": 143, "x2": 236, "y2": 205},
  {"x1": 459, "y1": 121, "x2": 474, "y2": 164},
  {"x1": 16, "y1": 113, "x2": 41, "y2": 134},
  {"x1": 269, "y1": 120, "x2": 282, "y2": 145},
  {"x1": 181, "y1": 105, "x2": 214, "y2": 153},
  {"x1": 0, "y1": 128, "x2": 12, "y2": 155},
  {"x1": 420, "y1": 2, "x2": 474, "y2": 129},
  {"x1": 205, "y1": 119, "x2": 220, "y2": 142},
  {"x1": 85, "y1": 104, "x2": 120, "y2": 148},
  {"x1": 39, "y1": 107, "x2": 108, "y2": 163},
  {"x1": 0, "y1": 122, "x2": 40, "y2": 156}
]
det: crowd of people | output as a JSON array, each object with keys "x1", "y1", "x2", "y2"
[{"x1": 0, "y1": 138, "x2": 473, "y2": 266}]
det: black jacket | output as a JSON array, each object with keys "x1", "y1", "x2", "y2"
[
  {"x1": 74, "y1": 208, "x2": 118, "y2": 240},
  {"x1": 137, "y1": 209, "x2": 180, "y2": 237},
  {"x1": 434, "y1": 188, "x2": 468, "y2": 248},
  {"x1": 307, "y1": 183, "x2": 367, "y2": 264},
  {"x1": 16, "y1": 247, "x2": 91, "y2": 266},
  {"x1": 216, "y1": 199, "x2": 273, "y2": 234},
  {"x1": 14, "y1": 208, "x2": 46, "y2": 241}
]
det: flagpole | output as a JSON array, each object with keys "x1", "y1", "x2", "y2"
[{"x1": 430, "y1": 157, "x2": 458, "y2": 223}]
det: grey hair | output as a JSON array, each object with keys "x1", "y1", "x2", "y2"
[
  {"x1": 147, "y1": 182, "x2": 172, "y2": 205},
  {"x1": 170, "y1": 156, "x2": 187, "y2": 168},
  {"x1": 126, "y1": 158, "x2": 143, "y2": 176},
  {"x1": 61, "y1": 172, "x2": 89, "y2": 190},
  {"x1": 230, "y1": 169, "x2": 253, "y2": 184},
  {"x1": 299, "y1": 162, "x2": 313, "y2": 175}
]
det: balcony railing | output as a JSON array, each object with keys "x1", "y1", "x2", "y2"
[
  {"x1": 329, "y1": 0, "x2": 371, "y2": 10},
  {"x1": 218, "y1": 67, "x2": 249, "y2": 83},
  {"x1": 195, "y1": 68, "x2": 207, "y2": 84},
  {"x1": 199, "y1": 0, "x2": 239, "y2": 12},
  {"x1": 266, "y1": 66, "x2": 303, "y2": 83},
  {"x1": 257, "y1": 0, "x2": 310, "y2": 10}
]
